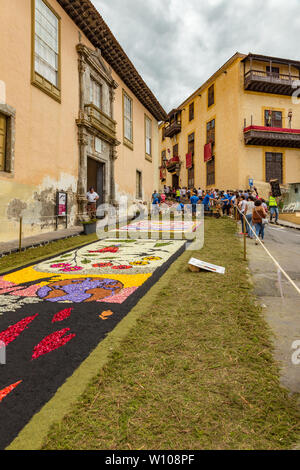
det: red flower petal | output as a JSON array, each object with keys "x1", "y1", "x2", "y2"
[
  {"x1": 0, "y1": 381, "x2": 22, "y2": 403},
  {"x1": 52, "y1": 308, "x2": 73, "y2": 323},
  {"x1": 0, "y1": 315, "x2": 38, "y2": 346},
  {"x1": 32, "y1": 328, "x2": 76, "y2": 360}
]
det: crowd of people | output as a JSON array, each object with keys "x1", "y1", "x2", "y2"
[{"x1": 152, "y1": 185, "x2": 281, "y2": 245}]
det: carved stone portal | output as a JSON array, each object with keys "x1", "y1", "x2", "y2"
[{"x1": 76, "y1": 44, "x2": 120, "y2": 219}]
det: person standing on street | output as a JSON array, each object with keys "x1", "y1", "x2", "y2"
[
  {"x1": 245, "y1": 196, "x2": 255, "y2": 239},
  {"x1": 268, "y1": 192, "x2": 279, "y2": 224},
  {"x1": 253, "y1": 200, "x2": 267, "y2": 244},
  {"x1": 86, "y1": 187, "x2": 100, "y2": 219},
  {"x1": 190, "y1": 192, "x2": 200, "y2": 217},
  {"x1": 238, "y1": 195, "x2": 247, "y2": 234}
]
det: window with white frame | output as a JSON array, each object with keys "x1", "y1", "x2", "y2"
[
  {"x1": 90, "y1": 79, "x2": 101, "y2": 109},
  {"x1": 34, "y1": 0, "x2": 59, "y2": 87},
  {"x1": 123, "y1": 92, "x2": 133, "y2": 143},
  {"x1": 145, "y1": 116, "x2": 152, "y2": 157}
]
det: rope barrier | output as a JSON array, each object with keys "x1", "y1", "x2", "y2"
[{"x1": 236, "y1": 205, "x2": 300, "y2": 296}]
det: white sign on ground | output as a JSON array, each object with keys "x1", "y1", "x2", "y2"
[{"x1": 188, "y1": 258, "x2": 225, "y2": 275}]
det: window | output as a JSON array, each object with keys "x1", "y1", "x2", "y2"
[
  {"x1": 264, "y1": 110, "x2": 282, "y2": 128},
  {"x1": 162, "y1": 126, "x2": 165, "y2": 141},
  {"x1": 266, "y1": 153, "x2": 283, "y2": 183},
  {"x1": 32, "y1": 0, "x2": 60, "y2": 101},
  {"x1": 90, "y1": 79, "x2": 101, "y2": 109},
  {"x1": 145, "y1": 116, "x2": 152, "y2": 158},
  {"x1": 188, "y1": 168, "x2": 194, "y2": 188},
  {"x1": 123, "y1": 92, "x2": 133, "y2": 145},
  {"x1": 173, "y1": 144, "x2": 179, "y2": 157},
  {"x1": 207, "y1": 157, "x2": 215, "y2": 186},
  {"x1": 206, "y1": 119, "x2": 215, "y2": 144},
  {"x1": 136, "y1": 171, "x2": 142, "y2": 199},
  {"x1": 189, "y1": 102, "x2": 194, "y2": 121},
  {"x1": 0, "y1": 105, "x2": 15, "y2": 174},
  {"x1": 161, "y1": 150, "x2": 166, "y2": 166},
  {"x1": 208, "y1": 84, "x2": 215, "y2": 107},
  {"x1": 187, "y1": 133, "x2": 195, "y2": 188},
  {"x1": 188, "y1": 133, "x2": 195, "y2": 155},
  {"x1": 0, "y1": 113, "x2": 7, "y2": 172}
]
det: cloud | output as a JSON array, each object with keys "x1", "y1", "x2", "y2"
[{"x1": 93, "y1": 0, "x2": 300, "y2": 111}]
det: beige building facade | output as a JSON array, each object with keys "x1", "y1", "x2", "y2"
[
  {"x1": 159, "y1": 53, "x2": 300, "y2": 197},
  {"x1": 0, "y1": 0, "x2": 166, "y2": 242}
]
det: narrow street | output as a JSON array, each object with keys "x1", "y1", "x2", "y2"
[{"x1": 248, "y1": 225, "x2": 300, "y2": 395}]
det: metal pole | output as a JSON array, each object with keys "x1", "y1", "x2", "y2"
[{"x1": 19, "y1": 216, "x2": 23, "y2": 253}]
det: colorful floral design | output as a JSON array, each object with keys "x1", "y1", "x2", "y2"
[
  {"x1": 89, "y1": 246, "x2": 119, "y2": 254},
  {"x1": 0, "y1": 381, "x2": 22, "y2": 403},
  {"x1": 37, "y1": 278, "x2": 123, "y2": 303},
  {"x1": 112, "y1": 265, "x2": 133, "y2": 270},
  {"x1": 0, "y1": 315, "x2": 38, "y2": 346},
  {"x1": 92, "y1": 262, "x2": 113, "y2": 268},
  {"x1": 130, "y1": 261, "x2": 149, "y2": 266},
  {"x1": 50, "y1": 263, "x2": 71, "y2": 269},
  {"x1": 97, "y1": 287, "x2": 138, "y2": 304},
  {"x1": 32, "y1": 328, "x2": 76, "y2": 360},
  {"x1": 59, "y1": 266, "x2": 83, "y2": 273},
  {"x1": 99, "y1": 310, "x2": 114, "y2": 321},
  {"x1": 52, "y1": 308, "x2": 73, "y2": 323}
]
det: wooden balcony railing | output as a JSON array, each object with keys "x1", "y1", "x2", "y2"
[
  {"x1": 244, "y1": 125, "x2": 300, "y2": 148},
  {"x1": 164, "y1": 121, "x2": 181, "y2": 138},
  {"x1": 244, "y1": 69, "x2": 300, "y2": 95}
]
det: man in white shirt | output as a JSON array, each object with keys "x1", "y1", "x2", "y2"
[{"x1": 86, "y1": 187, "x2": 99, "y2": 219}]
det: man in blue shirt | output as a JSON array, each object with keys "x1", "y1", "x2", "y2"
[
  {"x1": 202, "y1": 191, "x2": 214, "y2": 211},
  {"x1": 190, "y1": 194, "x2": 200, "y2": 215},
  {"x1": 221, "y1": 193, "x2": 231, "y2": 216}
]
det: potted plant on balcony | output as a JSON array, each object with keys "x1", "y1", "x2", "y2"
[{"x1": 82, "y1": 218, "x2": 97, "y2": 235}]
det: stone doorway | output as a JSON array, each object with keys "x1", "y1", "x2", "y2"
[
  {"x1": 87, "y1": 157, "x2": 105, "y2": 205},
  {"x1": 172, "y1": 174, "x2": 179, "y2": 188}
]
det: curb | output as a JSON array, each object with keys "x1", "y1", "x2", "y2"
[
  {"x1": 277, "y1": 221, "x2": 300, "y2": 231},
  {"x1": 0, "y1": 232, "x2": 84, "y2": 257}
]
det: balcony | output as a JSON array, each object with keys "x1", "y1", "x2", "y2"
[
  {"x1": 79, "y1": 104, "x2": 117, "y2": 142},
  {"x1": 166, "y1": 156, "x2": 181, "y2": 173},
  {"x1": 164, "y1": 121, "x2": 181, "y2": 138},
  {"x1": 244, "y1": 70, "x2": 300, "y2": 95},
  {"x1": 244, "y1": 125, "x2": 300, "y2": 148}
]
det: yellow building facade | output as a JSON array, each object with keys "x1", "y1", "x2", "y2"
[
  {"x1": 0, "y1": 0, "x2": 166, "y2": 242},
  {"x1": 159, "y1": 52, "x2": 300, "y2": 196}
]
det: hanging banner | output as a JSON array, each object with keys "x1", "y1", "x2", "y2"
[
  {"x1": 186, "y1": 153, "x2": 192, "y2": 169},
  {"x1": 204, "y1": 143, "x2": 212, "y2": 162}
]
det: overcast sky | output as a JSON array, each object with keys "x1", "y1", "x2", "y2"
[{"x1": 93, "y1": 0, "x2": 300, "y2": 112}]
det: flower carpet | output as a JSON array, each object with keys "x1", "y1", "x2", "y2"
[{"x1": 0, "y1": 238, "x2": 186, "y2": 449}]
